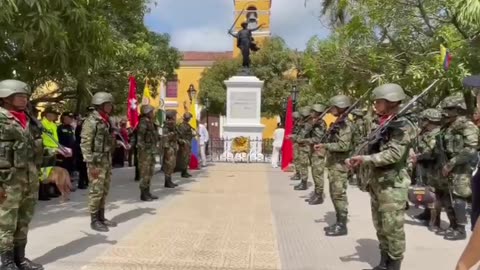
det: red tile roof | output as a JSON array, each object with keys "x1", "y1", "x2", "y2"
[{"x1": 181, "y1": 51, "x2": 233, "y2": 61}]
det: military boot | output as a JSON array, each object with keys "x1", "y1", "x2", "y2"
[
  {"x1": 164, "y1": 176, "x2": 176, "y2": 188},
  {"x1": 181, "y1": 170, "x2": 192, "y2": 178},
  {"x1": 369, "y1": 251, "x2": 388, "y2": 270},
  {"x1": 444, "y1": 225, "x2": 467, "y2": 241},
  {"x1": 98, "y1": 208, "x2": 117, "y2": 227},
  {"x1": 1, "y1": 251, "x2": 19, "y2": 270},
  {"x1": 414, "y1": 208, "x2": 430, "y2": 221},
  {"x1": 90, "y1": 212, "x2": 108, "y2": 232},
  {"x1": 14, "y1": 244, "x2": 43, "y2": 270},
  {"x1": 308, "y1": 194, "x2": 324, "y2": 205},
  {"x1": 305, "y1": 192, "x2": 316, "y2": 202},
  {"x1": 387, "y1": 259, "x2": 402, "y2": 270},
  {"x1": 325, "y1": 218, "x2": 348, "y2": 236},
  {"x1": 140, "y1": 189, "x2": 152, "y2": 201},
  {"x1": 294, "y1": 180, "x2": 307, "y2": 190},
  {"x1": 147, "y1": 188, "x2": 158, "y2": 200}
]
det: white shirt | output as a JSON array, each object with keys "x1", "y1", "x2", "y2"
[
  {"x1": 198, "y1": 124, "x2": 209, "y2": 145},
  {"x1": 272, "y1": 128, "x2": 285, "y2": 148}
]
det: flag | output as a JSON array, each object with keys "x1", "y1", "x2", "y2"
[
  {"x1": 440, "y1": 44, "x2": 452, "y2": 71},
  {"x1": 142, "y1": 81, "x2": 153, "y2": 106},
  {"x1": 282, "y1": 97, "x2": 294, "y2": 171},
  {"x1": 127, "y1": 76, "x2": 139, "y2": 128},
  {"x1": 189, "y1": 102, "x2": 200, "y2": 170}
]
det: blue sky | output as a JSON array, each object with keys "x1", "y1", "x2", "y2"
[{"x1": 145, "y1": 0, "x2": 330, "y2": 52}]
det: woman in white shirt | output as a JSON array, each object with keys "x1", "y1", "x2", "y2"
[
  {"x1": 271, "y1": 123, "x2": 285, "y2": 168},
  {"x1": 198, "y1": 122, "x2": 209, "y2": 167}
]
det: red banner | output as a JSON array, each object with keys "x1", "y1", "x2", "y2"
[
  {"x1": 127, "y1": 76, "x2": 139, "y2": 128},
  {"x1": 282, "y1": 97, "x2": 294, "y2": 171}
]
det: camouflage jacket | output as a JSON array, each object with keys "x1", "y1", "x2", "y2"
[
  {"x1": 0, "y1": 107, "x2": 42, "y2": 184},
  {"x1": 352, "y1": 118, "x2": 367, "y2": 147},
  {"x1": 136, "y1": 116, "x2": 158, "y2": 155},
  {"x1": 441, "y1": 116, "x2": 478, "y2": 173},
  {"x1": 176, "y1": 122, "x2": 195, "y2": 145},
  {"x1": 415, "y1": 127, "x2": 442, "y2": 185},
  {"x1": 362, "y1": 116, "x2": 416, "y2": 188},
  {"x1": 324, "y1": 119, "x2": 354, "y2": 163},
  {"x1": 162, "y1": 122, "x2": 179, "y2": 150},
  {"x1": 80, "y1": 110, "x2": 114, "y2": 164}
]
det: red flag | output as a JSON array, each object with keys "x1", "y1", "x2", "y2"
[
  {"x1": 127, "y1": 76, "x2": 139, "y2": 128},
  {"x1": 282, "y1": 97, "x2": 294, "y2": 171}
]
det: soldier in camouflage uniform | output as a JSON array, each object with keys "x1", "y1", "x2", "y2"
[
  {"x1": 162, "y1": 110, "x2": 179, "y2": 188},
  {"x1": 347, "y1": 84, "x2": 415, "y2": 270},
  {"x1": 291, "y1": 106, "x2": 313, "y2": 190},
  {"x1": 177, "y1": 112, "x2": 195, "y2": 178},
  {"x1": 303, "y1": 104, "x2": 327, "y2": 205},
  {"x1": 290, "y1": 111, "x2": 302, "y2": 180},
  {"x1": 315, "y1": 95, "x2": 354, "y2": 236},
  {"x1": 437, "y1": 94, "x2": 478, "y2": 241},
  {"x1": 80, "y1": 92, "x2": 117, "y2": 232},
  {"x1": 0, "y1": 80, "x2": 45, "y2": 270},
  {"x1": 137, "y1": 105, "x2": 159, "y2": 201},
  {"x1": 411, "y1": 109, "x2": 443, "y2": 229}
]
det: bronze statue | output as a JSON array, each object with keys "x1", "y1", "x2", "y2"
[{"x1": 228, "y1": 22, "x2": 264, "y2": 71}]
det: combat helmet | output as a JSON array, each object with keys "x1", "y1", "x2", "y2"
[
  {"x1": 420, "y1": 108, "x2": 442, "y2": 122},
  {"x1": 329, "y1": 95, "x2": 351, "y2": 109},
  {"x1": 165, "y1": 110, "x2": 177, "y2": 120},
  {"x1": 92, "y1": 92, "x2": 114, "y2": 105},
  {"x1": 312, "y1": 104, "x2": 326, "y2": 113},
  {"x1": 183, "y1": 112, "x2": 193, "y2": 120},
  {"x1": 0, "y1": 79, "x2": 30, "y2": 98},
  {"x1": 140, "y1": 104, "x2": 154, "y2": 115},
  {"x1": 351, "y1": 108, "x2": 364, "y2": 117},
  {"x1": 440, "y1": 94, "x2": 467, "y2": 110},
  {"x1": 293, "y1": 111, "x2": 301, "y2": 119},
  {"x1": 299, "y1": 106, "x2": 312, "y2": 117},
  {"x1": 372, "y1": 83, "x2": 406, "y2": 102}
]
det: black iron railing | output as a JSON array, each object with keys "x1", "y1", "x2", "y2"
[{"x1": 205, "y1": 137, "x2": 274, "y2": 163}]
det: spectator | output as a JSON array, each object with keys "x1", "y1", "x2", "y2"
[
  {"x1": 271, "y1": 122, "x2": 285, "y2": 168},
  {"x1": 39, "y1": 107, "x2": 61, "y2": 200},
  {"x1": 57, "y1": 112, "x2": 76, "y2": 177},
  {"x1": 198, "y1": 120, "x2": 209, "y2": 167},
  {"x1": 74, "y1": 107, "x2": 93, "y2": 189}
]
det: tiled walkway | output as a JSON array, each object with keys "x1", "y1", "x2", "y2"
[{"x1": 28, "y1": 163, "x2": 470, "y2": 270}]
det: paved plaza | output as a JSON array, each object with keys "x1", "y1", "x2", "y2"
[{"x1": 27, "y1": 163, "x2": 469, "y2": 270}]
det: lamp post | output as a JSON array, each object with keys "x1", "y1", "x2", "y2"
[{"x1": 291, "y1": 85, "x2": 299, "y2": 112}]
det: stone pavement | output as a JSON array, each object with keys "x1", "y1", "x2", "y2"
[{"x1": 27, "y1": 164, "x2": 470, "y2": 270}]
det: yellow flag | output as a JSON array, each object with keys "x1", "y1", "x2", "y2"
[
  {"x1": 141, "y1": 81, "x2": 160, "y2": 109},
  {"x1": 440, "y1": 44, "x2": 447, "y2": 65}
]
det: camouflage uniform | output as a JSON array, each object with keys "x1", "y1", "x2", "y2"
[
  {"x1": 353, "y1": 83, "x2": 415, "y2": 270},
  {"x1": 137, "y1": 105, "x2": 159, "y2": 201},
  {"x1": 303, "y1": 104, "x2": 327, "y2": 204},
  {"x1": 80, "y1": 92, "x2": 117, "y2": 232},
  {"x1": 290, "y1": 111, "x2": 302, "y2": 180},
  {"x1": 438, "y1": 95, "x2": 479, "y2": 240},
  {"x1": 0, "y1": 79, "x2": 45, "y2": 270},
  {"x1": 176, "y1": 113, "x2": 195, "y2": 178},
  {"x1": 323, "y1": 95, "x2": 354, "y2": 236},
  {"x1": 291, "y1": 106, "x2": 313, "y2": 190},
  {"x1": 162, "y1": 110, "x2": 179, "y2": 188}
]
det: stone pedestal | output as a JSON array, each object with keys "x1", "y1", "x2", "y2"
[{"x1": 222, "y1": 76, "x2": 265, "y2": 161}]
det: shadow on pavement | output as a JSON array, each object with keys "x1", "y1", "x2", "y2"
[
  {"x1": 31, "y1": 168, "x2": 205, "y2": 230},
  {"x1": 339, "y1": 238, "x2": 379, "y2": 267},
  {"x1": 33, "y1": 231, "x2": 117, "y2": 265},
  {"x1": 111, "y1": 207, "x2": 156, "y2": 224},
  {"x1": 314, "y1": 211, "x2": 336, "y2": 226}
]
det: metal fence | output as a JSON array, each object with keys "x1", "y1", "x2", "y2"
[{"x1": 206, "y1": 137, "x2": 274, "y2": 163}]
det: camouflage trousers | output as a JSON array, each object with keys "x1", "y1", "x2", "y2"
[
  {"x1": 162, "y1": 147, "x2": 177, "y2": 177},
  {"x1": 293, "y1": 143, "x2": 299, "y2": 173},
  {"x1": 139, "y1": 152, "x2": 155, "y2": 190},
  {"x1": 179, "y1": 143, "x2": 191, "y2": 171},
  {"x1": 87, "y1": 161, "x2": 112, "y2": 213},
  {"x1": 311, "y1": 154, "x2": 325, "y2": 196},
  {"x1": 0, "y1": 169, "x2": 38, "y2": 252},
  {"x1": 296, "y1": 147, "x2": 311, "y2": 181},
  {"x1": 327, "y1": 163, "x2": 348, "y2": 220},
  {"x1": 369, "y1": 183, "x2": 407, "y2": 260}
]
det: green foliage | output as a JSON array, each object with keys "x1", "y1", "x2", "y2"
[{"x1": 0, "y1": 0, "x2": 180, "y2": 115}]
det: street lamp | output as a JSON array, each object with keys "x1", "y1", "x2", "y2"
[
  {"x1": 187, "y1": 84, "x2": 197, "y2": 104},
  {"x1": 291, "y1": 85, "x2": 299, "y2": 111}
]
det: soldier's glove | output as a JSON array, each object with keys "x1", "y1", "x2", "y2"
[{"x1": 0, "y1": 185, "x2": 6, "y2": 204}]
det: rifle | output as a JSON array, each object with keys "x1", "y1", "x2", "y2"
[
  {"x1": 320, "y1": 89, "x2": 373, "y2": 143},
  {"x1": 354, "y1": 79, "x2": 440, "y2": 156}
]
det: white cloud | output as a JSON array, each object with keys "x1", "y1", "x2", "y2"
[{"x1": 145, "y1": 0, "x2": 330, "y2": 51}]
